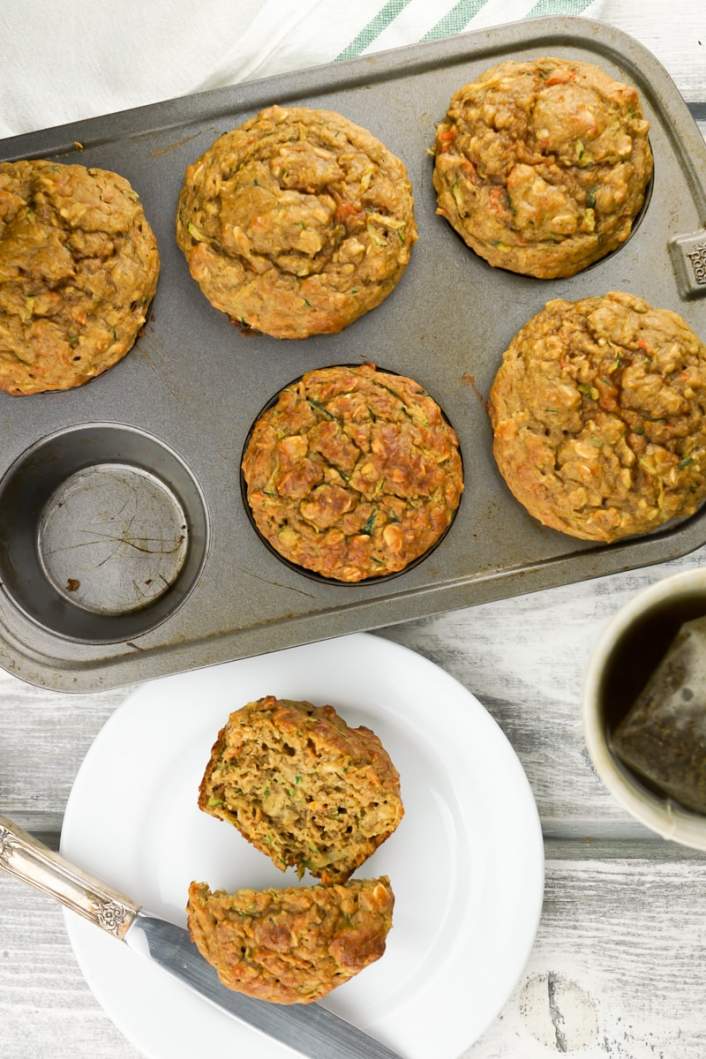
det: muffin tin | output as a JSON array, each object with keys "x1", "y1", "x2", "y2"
[{"x1": 0, "y1": 16, "x2": 705, "y2": 692}]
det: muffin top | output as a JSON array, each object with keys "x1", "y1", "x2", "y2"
[
  {"x1": 241, "y1": 363, "x2": 463, "y2": 581},
  {"x1": 188, "y1": 877, "x2": 394, "y2": 1004},
  {"x1": 433, "y1": 58, "x2": 652, "y2": 278},
  {"x1": 489, "y1": 292, "x2": 706, "y2": 542},
  {"x1": 0, "y1": 160, "x2": 159, "y2": 395},
  {"x1": 176, "y1": 105, "x2": 416, "y2": 339}
]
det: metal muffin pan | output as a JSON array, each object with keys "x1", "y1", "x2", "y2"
[{"x1": 1, "y1": 16, "x2": 705, "y2": 692}]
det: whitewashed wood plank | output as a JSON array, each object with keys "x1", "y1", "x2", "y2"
[
  {"x1": 465, "y1": 841, "x2": 706, "y2": 1058},
  {"x1": 0, "y1": 874, "x2": 138, "y2": 1059},
  {"x1": 0, "y1": 678, "x2": 134, "y2": 833},
  {"x1": 2, "y1": 841, "x2": 704, "y2": 1059}
]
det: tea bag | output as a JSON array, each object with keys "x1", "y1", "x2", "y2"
[{"x1": 612, "y1": 616, "x2": 706, "y2": 814}]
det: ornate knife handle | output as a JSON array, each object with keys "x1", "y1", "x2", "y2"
[{"x1": 0, "y1": 815, "x2": 138, "y2": 939}]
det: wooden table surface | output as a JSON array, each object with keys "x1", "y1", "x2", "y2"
[{"x1": 2, "y1": 6, "x2": 706, "y2": 1057}]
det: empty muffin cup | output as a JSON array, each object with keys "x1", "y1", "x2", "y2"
[{"x1": 0, "y1": 424, "x2": 208, "y2": 643}]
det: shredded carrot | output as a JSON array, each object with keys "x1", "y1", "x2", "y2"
[
  {"x1": 335, "y1": 202, "x2": 361, "y2": 222},
  {"x1": 595, "y1": 377, "x2": 618, "y2": 412},
  {"x1": 545, "y1": 70, "x2": 575, "y2": 86},
  {"x1": 488, "y1": 187, "x2": 506, "y2": 215},
  {"x1": 437, "y1": 127, "x2": 457, "y2": 150}
]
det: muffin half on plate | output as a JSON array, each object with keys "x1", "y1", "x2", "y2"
[
  {"x1": 188, "y1": 877, "x2": 394, "y2": 1003},
  {"x1": 199, "y1": 695, "x2": 404, "y2": 883}
]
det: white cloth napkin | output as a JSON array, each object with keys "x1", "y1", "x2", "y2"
[{"x1": 0, "y1": 0, "x2": 610, "y2": 139}]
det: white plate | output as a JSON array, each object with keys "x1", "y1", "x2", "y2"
[{"x1": 61, "y1": 633, "x2": 543, "y2": 1059}]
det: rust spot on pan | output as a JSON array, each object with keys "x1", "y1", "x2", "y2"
[
  {"x1": 150, "y1": 131, "x2": 204, "y2": 159},
  {"x1": 461, "y1": 371, "x2": 486, "y2": 408}
]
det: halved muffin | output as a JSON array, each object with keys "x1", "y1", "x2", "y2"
[
  {"x1": 199, "y1": 696, "x2": 404, "y2": 882},
  {"x1": 188, "y1": 877, "x2": 394, "y2": 1004}
]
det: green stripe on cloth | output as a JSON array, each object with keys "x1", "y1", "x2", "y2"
[
  {"x1": 336, "y1": 0, "x2": 414, "y2": 60},
  {"x1": 527, "y1": 0, "x2": 594, "y2": 14},
  {"x1": 422, "y1": 0, "x2": 489, "y2": 41}
]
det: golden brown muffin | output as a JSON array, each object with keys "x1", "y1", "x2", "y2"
[
  {"x1": 176, "y1": 105, "x2": 416, "y2": 339},
  {"x1": 188, "y1": 877, "x2": 394, "y2": 1004},
  {"x1": 489, "y1": 292, "x2": 706, "y2": 542},
  {"x1": 199, "y1": 696, "x2": 404, "y2": 883},
  {"x1": 241, "y1": 363, "x2": 463, "y2": 581},
  {"x1": 0, "y1": 160, "x2": 159, "y2": 395},
  {"x1": 433, "y1": 57, "x2": 652, "y2": 278}
]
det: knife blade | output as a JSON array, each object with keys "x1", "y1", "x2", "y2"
[{"x1": 0, "y1": 816, "x2": 403, "y2": 1059}]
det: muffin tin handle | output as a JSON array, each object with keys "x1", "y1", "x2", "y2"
[
  {"x1": 0, "y1": 815, "x2": 139, "y2": 939},
  {"x1": 668, "y1": 228, "x2": 706, "y2": 299}
]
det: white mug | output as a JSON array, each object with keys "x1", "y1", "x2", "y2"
[{"x1": 583, "y1": 567, "x2": 706, "y2": 850}]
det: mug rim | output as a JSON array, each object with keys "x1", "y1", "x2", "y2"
[{"x1": 583, "y1": 566, "x2": 706, "y2": 850}]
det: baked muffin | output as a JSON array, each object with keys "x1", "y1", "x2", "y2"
[
  {"x1": 241, "y1": 363, "x2": 463, "y2": 581},
  {"x1": 489, "y1": 292, "x2": 706, "y2": 542},
  {"x1": 188, "y1": 877, "x2": 394, "y2": 1004},
  {"x1": 433, "y1": 57, "x2": 652, "y2": 278},
  {"x1": 176, "y1": 105, "x2": 416, "y2": 339},
  {"x1": 0, "y1": 160, "x2": 159, "y2": 395},
  {"x1": 199, "y1": 696, "x2": 404, "y2": 883}
]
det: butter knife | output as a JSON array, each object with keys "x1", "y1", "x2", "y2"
[{"x1": 0, "y1": 816, "x2": 402, "y2": 1059}]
